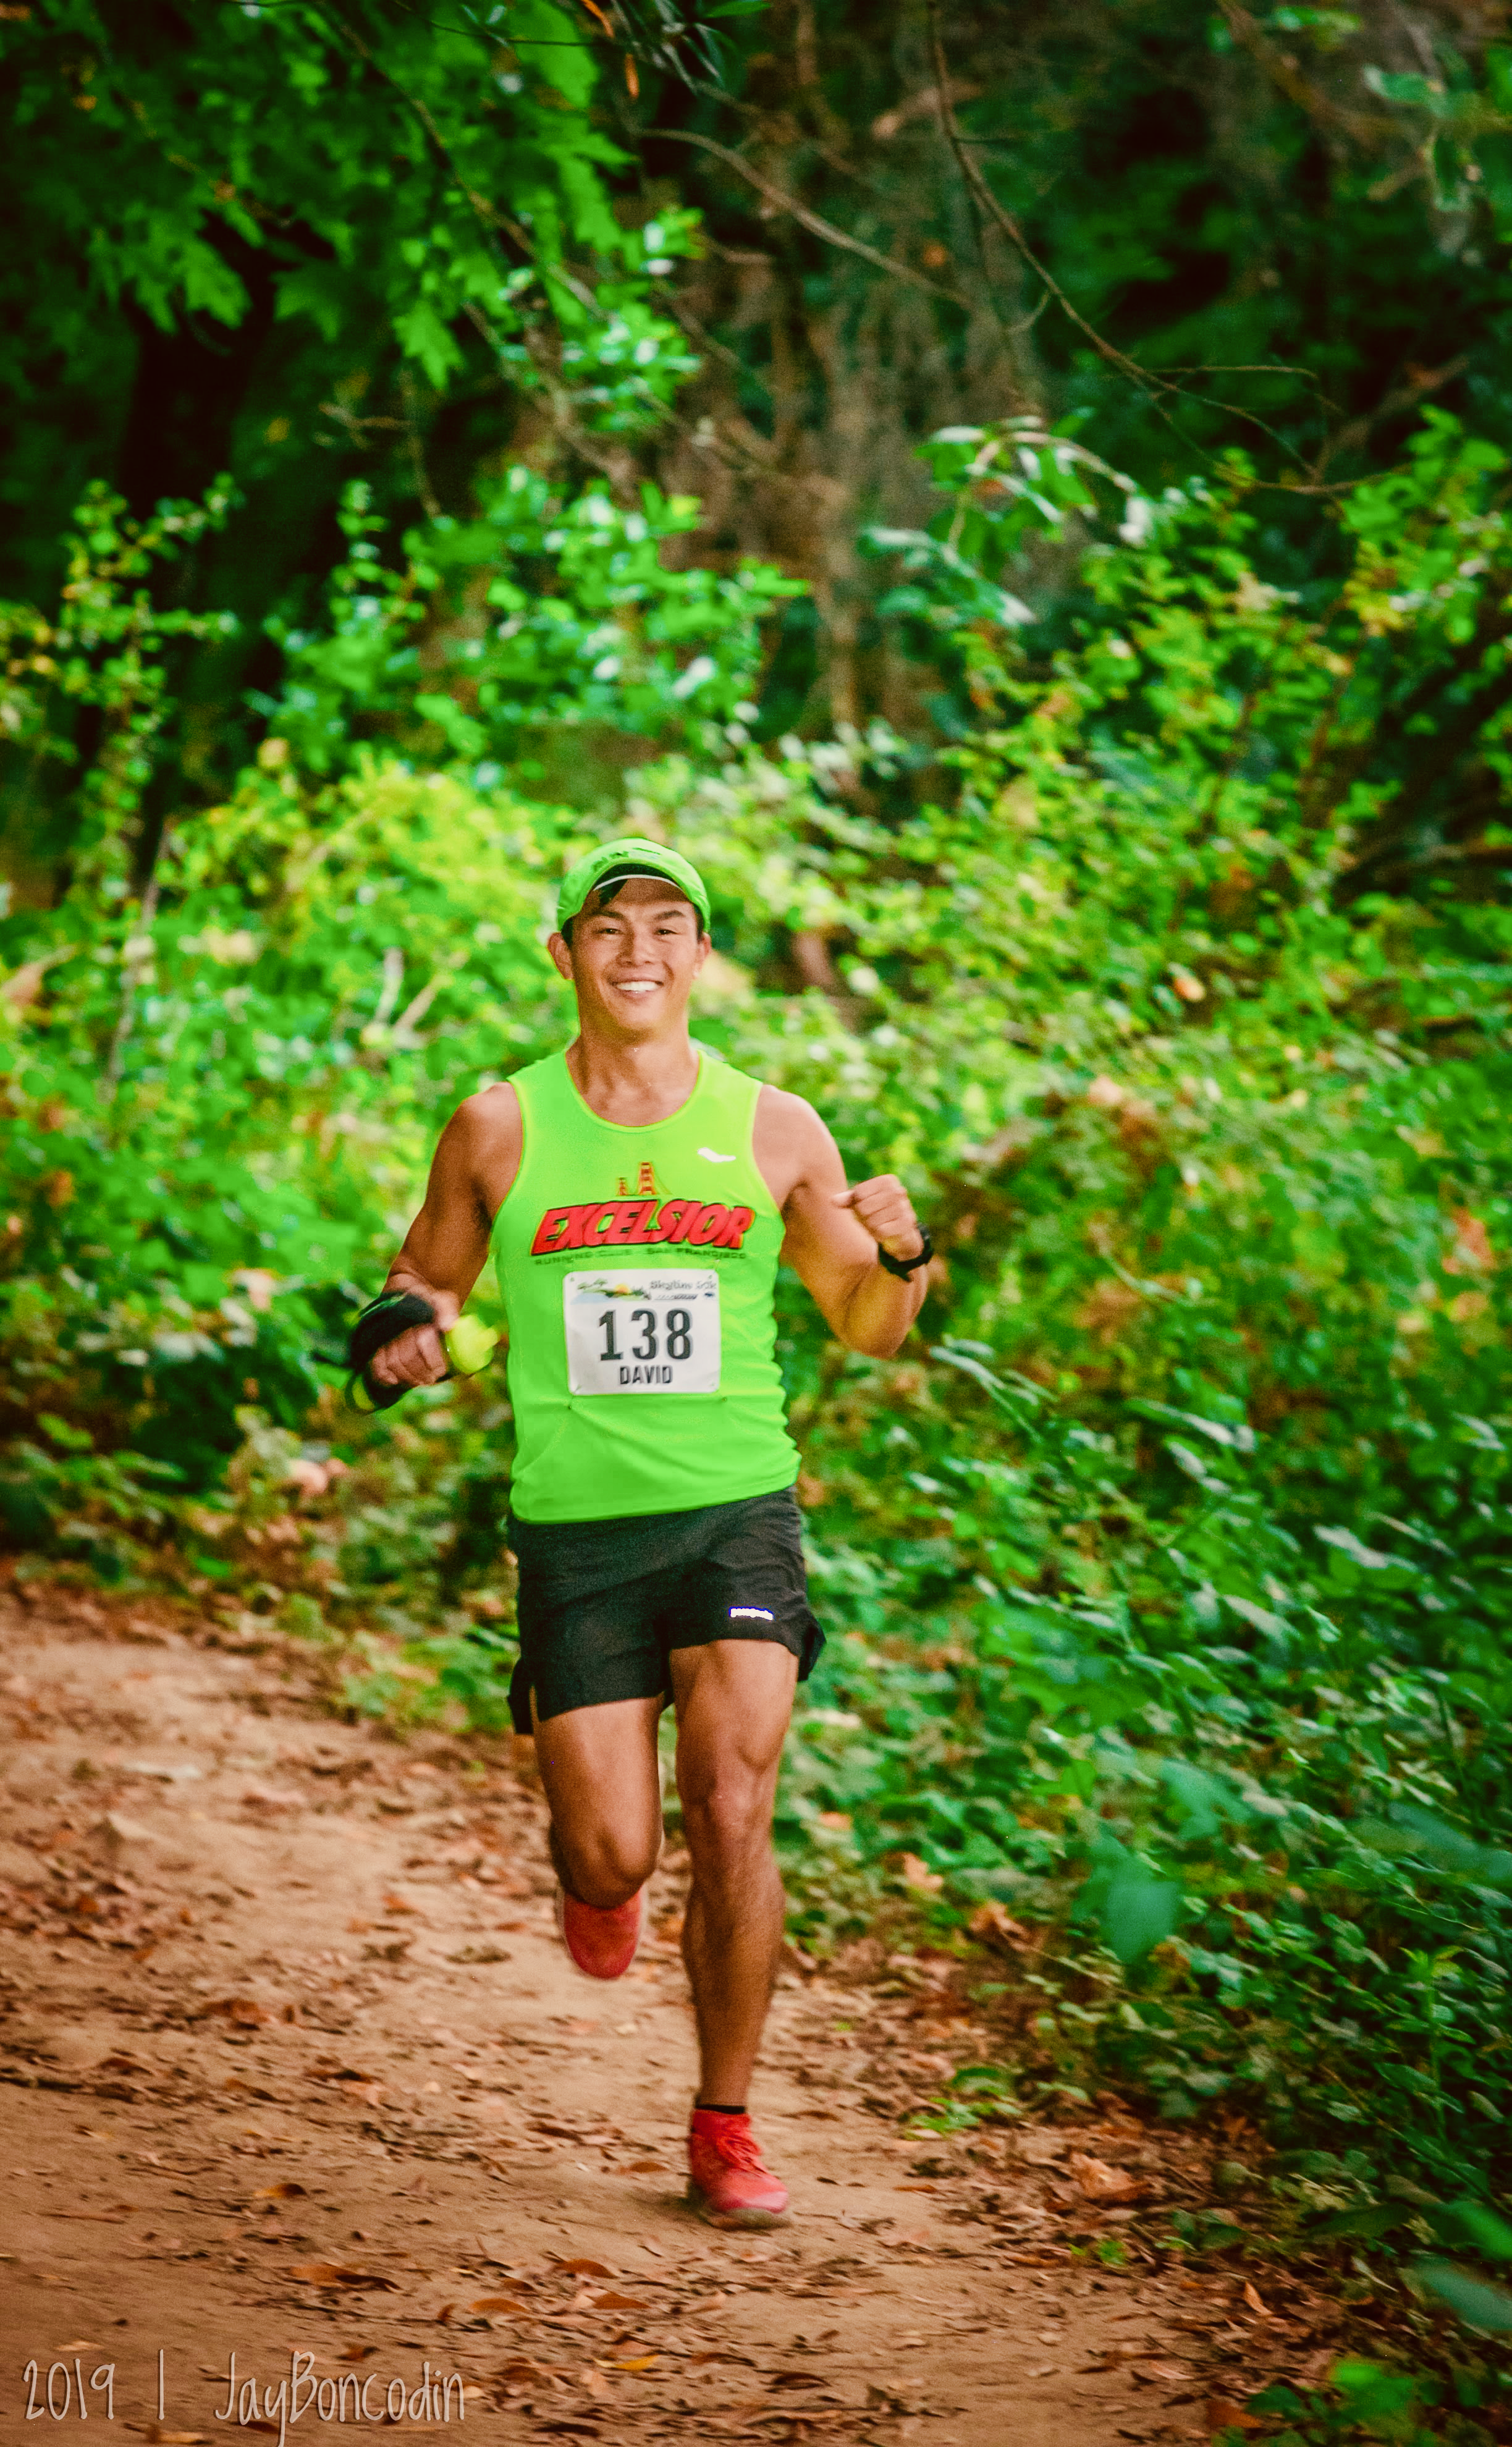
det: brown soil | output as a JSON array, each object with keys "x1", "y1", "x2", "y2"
[{"x1": 0, "y1": 1589, "x2": 1345, "y2": 2446}]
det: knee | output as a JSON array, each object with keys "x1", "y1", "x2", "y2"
[
  {"x1": 682, "y1": 1774, "x2": 772, "y2": 1875},
  {"x1": 558, "y1": 1822, "x2": 659, "y2": 1910}
]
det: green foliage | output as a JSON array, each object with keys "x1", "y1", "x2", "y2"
[
  {"x1": 643, "y1": 420, "x2": 1512, "y2": 2229},
  {"x1": 0, "y1": 1, "x2": 635, "y2": 564},
  {"x1": 1239, "y1": 2357, "x2": 1443, "y2": 2447},
  {"x1": 1416, "y1": 2266, "x2": 1512, "y2": 2337},
  {"x1": 260, "y1": 461, "x2": 800, "y2": 777},
  {"x1": 0, "y1": 434, "x2": 791, "y2": 1537},
  {"x1": 1, "y1": 479, "x2": 238, "y2": 884},
  {"x1": 866, "y1": 416, "x2": 1150, "y2": 646},
  {"x1": 0, "y1": 9, "x2": 714, "y2": 820},
  {"x1": 1, "y1": 0, "x2": 621, "y2": 347}
]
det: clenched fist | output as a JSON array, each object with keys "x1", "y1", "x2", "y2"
[
  {"x1": 370, "y1": 1283, "x2": 459, "y2": 1388},
  {"x1": 832, "y1": 1173, "x2": 924, "y2": 1264}
]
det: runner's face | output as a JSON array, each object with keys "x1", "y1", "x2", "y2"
[{"x1": 552, "y1": 878, "x2": 708, "y2": 1034}]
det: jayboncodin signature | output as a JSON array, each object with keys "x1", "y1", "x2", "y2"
[
  {"x1": 215, "y1": 2354, "x2": 468, "y2": 2436},
  {"x1": 19, "y1": 2350, "x2": 467, "y2": 2438}
]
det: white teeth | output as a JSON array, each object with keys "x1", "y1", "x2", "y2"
[{"x1": 617, "y1": 981, "x2": 659, "y2": 995}]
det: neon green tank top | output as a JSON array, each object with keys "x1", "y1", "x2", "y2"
[{"x1": 492, "y1": 1050, "x2": 798, "y2": 1523}]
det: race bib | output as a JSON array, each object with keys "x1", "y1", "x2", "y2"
[{"x1": 563, "y1": 1269, "x2": 721, "y2": 1395}]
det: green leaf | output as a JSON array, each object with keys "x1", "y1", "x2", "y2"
[
  {"x1": 1434, "y1": 2201, "x2": 1512, "y2": 2263},
  {"x1": 1309, "y1": 2202, "x2": 1414, "y2": 2242},
  {"x1": 1316, "y1": 1524, "x2": 1403, "y2": 1570},
  {"x1": 1413, "y1": 2260, "x2": 1512, "y2": 2333},
  {"x1": 1101, "y1": 1864, "x2": 1182, "y2": 1965}
]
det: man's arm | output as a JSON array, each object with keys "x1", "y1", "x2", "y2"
[
  {"x1": 757, "y1": 1089, "x2": 929, "y2": 1359},
  {"x1": 371, "y1": 1084, "x2": 522, "y2": 1388}
]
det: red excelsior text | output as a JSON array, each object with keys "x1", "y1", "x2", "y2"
[{"x1": 530, "y1": 1198, "x2": 756, "y2": 1256}]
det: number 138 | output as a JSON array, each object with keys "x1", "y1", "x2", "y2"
[{"x1": 598, "y1": 1307, "x2": 693, "y2": 1363}]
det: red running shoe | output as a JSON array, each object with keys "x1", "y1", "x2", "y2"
[
  {"x1": 555, "y1": 1882, "x2": 644, "y2": 1980},
  {"x1": 686, "y1": 2109, "x2": 789, "y2": 2227}
]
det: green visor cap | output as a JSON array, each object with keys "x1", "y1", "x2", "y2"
[{"x1": 556, "y1": 837, "x2": 711, "y2": 936}]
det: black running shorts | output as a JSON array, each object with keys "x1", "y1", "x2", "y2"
[{"x1": 505, "y1": 1486, "x2": 824, "y2": 1734}]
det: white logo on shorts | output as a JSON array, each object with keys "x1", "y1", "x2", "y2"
[{"x1": 729, "y1": 1605, "x2": 774, "y2": 1621}]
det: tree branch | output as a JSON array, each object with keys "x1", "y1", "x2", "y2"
[
  {"x1": 1215, "y1": 3, "x2": 1398, "y2": 149},
  {"x1": 924, "y1": 0, "x2": 1319, "y2": 470},
  {"x1": 651, "y1": 128, "x2": 974, "y2": 310}
]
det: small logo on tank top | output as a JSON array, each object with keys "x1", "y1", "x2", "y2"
[
  {"x1": 615, "y1": 1159, "x2": 660, "y2": 1199},
  {"x1": 698, "y1": 1146, "x2": 737, "y2": 1163}
]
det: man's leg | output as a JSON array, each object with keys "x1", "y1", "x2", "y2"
[
  {"x1": 669, "y1": 1639, "x2": 798, "y2": 2106},
  {"x1": 532, "y1": 1694, "x2": 664, "y2": 1908}
]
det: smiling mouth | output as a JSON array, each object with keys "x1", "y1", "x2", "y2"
[{"x1": 613, "y1": 980, "x2": 661, "y2": 996}]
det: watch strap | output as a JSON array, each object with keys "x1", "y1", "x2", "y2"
[{"x1": 878, "y1": 1228, "x2": 933, "y2": 1280}]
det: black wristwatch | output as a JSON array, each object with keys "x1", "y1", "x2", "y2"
[{"x1": 878, "y1": 1228, "x2": 933, "y2": 1280}]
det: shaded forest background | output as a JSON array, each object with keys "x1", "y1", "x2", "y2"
[
  {"x1": 11, "y1": 0, "x2": 1512, "y2": 867},
  {"x1": 7, "y1": 6, "x2": 1512, "y2": 2430}
]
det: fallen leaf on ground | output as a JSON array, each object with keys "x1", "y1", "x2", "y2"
[
  {"x1": 592, "y1": 2292, "x2": 649, "y2": 2313},
  {"x1": 289, "y1": 2262, "x2": 397, "y2": 2290},
  {"x1": 1131, "y1": 2360, "x2": 1192, "y2": 2387},
  {"x1": 1205, "y1": 2401, "x2": 1263, "y2": 2433},
  {"x1": 255, "y1": 2181, "x2": 306, "y2": 2199},
  {"x1": 769, "y1": 2371, "x2": 822, "y2": 2390},
  {"x1": 195, "y1": 1995, "x2": 271, "y2": 2027},
  {"x1": 897, "y1": 2182, "x2": 937, "y2": 2194},
  {"x1": 581, "y1": 2369, "x2": 610, "y2": 2398},
  {"x1": 471, "y1": 2296, "x2": 533, "y2": 2315},
  {"x1": 1241, "y1": 2280, "x2": 1270, "y2": 2317},
  {"x1": 1067, "y1": 2150, "x2": 1147, "y2": 2203},
  {"x1": 623, "y1": 2160, "x2": 665, "y2": 2174},
  {"x1": 968, "y1": 1898, "x2": 1031, "y2": 1945},
  {"x1": 615, "y1": 2356, "x2": 656, "y2": 2373},
  {"x1": 897, "y1": 1852, "x2": 944, "y2": 1893},
  {"x1": 554, "y1": 2257, "x2": 614, "y2": 2277},
  {"x1": 337, "y1": 2346, "x2": 379, "y2": 2362}
]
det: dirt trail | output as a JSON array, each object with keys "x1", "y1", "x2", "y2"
[{"x1": 0, "y1": 1592, "x2": 1318, "y2": 2446}]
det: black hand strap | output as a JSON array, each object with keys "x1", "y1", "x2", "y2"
[
  {"x1": 878, "y1": 1228, "x2": 933, "y2": 1280},
  {"x1": 345, "y1": 1291, "x2": 436, "y2": 1411}
]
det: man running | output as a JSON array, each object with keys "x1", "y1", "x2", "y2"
[{"x1": 369, "y1": 839, "x2": 931, "y2": 2226}]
